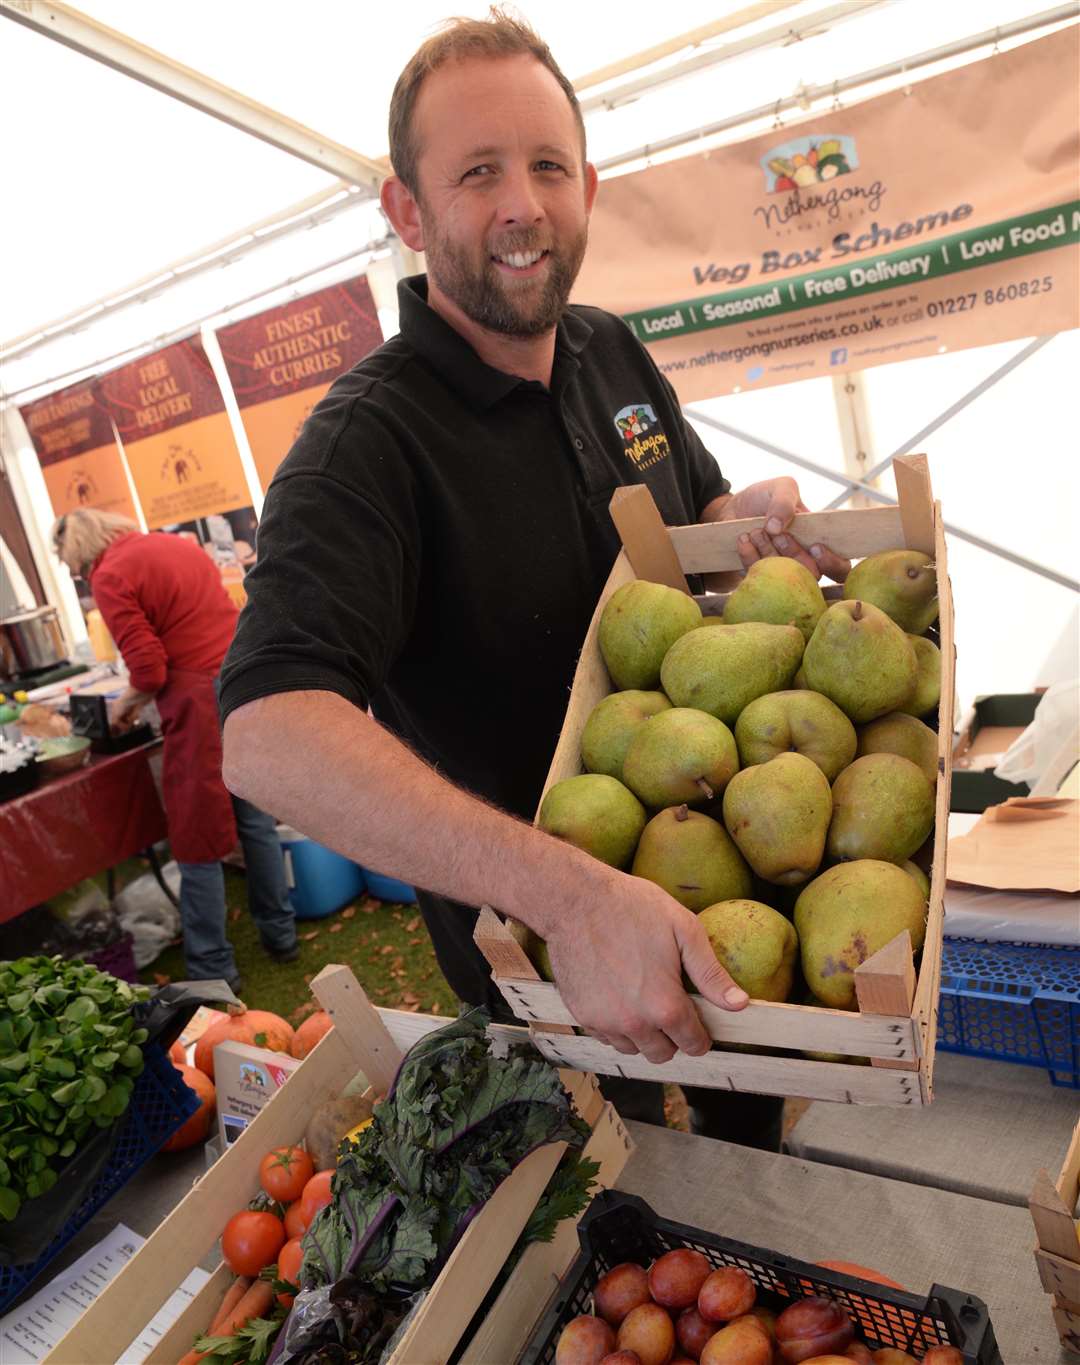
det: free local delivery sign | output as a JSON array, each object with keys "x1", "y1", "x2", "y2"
[{"x1": 577, "y1": 27, "x2": 1080, "y2": 399}]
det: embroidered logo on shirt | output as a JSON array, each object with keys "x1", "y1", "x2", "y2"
[{"x1": 614, "y1": 404, "x2": 671, "y2": 472}]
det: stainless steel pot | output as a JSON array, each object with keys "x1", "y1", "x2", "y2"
[{"x1": 0, "y1": 607, "x2": 68, "y2": 678}]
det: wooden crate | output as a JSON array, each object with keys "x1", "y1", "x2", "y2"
[
  {"x1": 1031, "y1": 1118, "x2": 1080, "y2": 1354},
  {"x1": 42, "y1": 965, "x2": 632, "y2": 1365},
  {"x1": 475, "y1": 454, "x2": 954, "y2": 1107}
]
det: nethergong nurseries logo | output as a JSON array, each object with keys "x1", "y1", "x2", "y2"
[{"x1": 613, "y1": 404, "x2": 670, "y2": 471}]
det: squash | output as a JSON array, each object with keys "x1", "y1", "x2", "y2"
[
  {"x1": 194, "y1": 1006, "x2": 295, "y2": 1080},
  {"x1": 290, "y1": 1010, "x2": 333, "y2": 1059}
]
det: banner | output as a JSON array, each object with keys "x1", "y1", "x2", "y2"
[
  {"x1": 577, "y1": 28, "x2": 1080, "y2": 399},
  {"x1": 216, "y1": 275, "x2": 383, "y2": 491},
  {"x1": 19, "y1": 381, "x2": 137, "y2": 521},
  {"x1": 96, "y1": 337, "x2": 250, "y2": 529}
]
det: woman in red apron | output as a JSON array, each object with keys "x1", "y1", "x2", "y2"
[{"x1": 53, "y1": 509, "x2": 297, "y2": 990}]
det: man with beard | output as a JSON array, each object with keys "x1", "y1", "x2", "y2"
[{"x1": 220, "y1": 12, "x2": 849, "y2": 1147}]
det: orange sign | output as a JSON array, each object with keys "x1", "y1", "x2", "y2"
[
  {"x1": 576, "y1": 29, "x2": 1080, "y2": 399},
  {"x1": 216, "y1": 276, "x2": 383, "y2": 490},
  {"x1": 96, "y1": 338, "x2": 251, "y2": 528},
  {"x1": 19, "y1": 381, "x2": 137, "y2": 521}
]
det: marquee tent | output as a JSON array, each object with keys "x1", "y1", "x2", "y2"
[{"x1": 1, "y1": 0, "x2": 1077, "y2": 715}]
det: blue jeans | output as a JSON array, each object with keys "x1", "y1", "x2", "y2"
[{"x1": 179, "y1": 795, "x2": 296, "y2": 981}]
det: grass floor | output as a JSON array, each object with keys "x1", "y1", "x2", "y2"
[{"x1": 136, "y1": 866, "x2": 458, "y2": 1028}]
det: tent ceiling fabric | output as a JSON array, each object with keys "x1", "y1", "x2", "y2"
[{"x1": 0, "y1": 0, "x2": 1072, "y2": 397}]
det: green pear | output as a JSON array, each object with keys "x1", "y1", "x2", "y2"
[
  {"x1": 527, "y1": 934, "x2": 554, "y2": 981},
  {"x1": 598, "y1": 581, "x2": 702, "y2": 689},
  {"x1": 537, "y1": 773, "x2": 645, "y2": 868},
  {"x1": 735, "y1": 689, "x2": 857, "y2": 781},
  {"x1": 581, "y1": 690, "x2": 672, "y2": 781},
  {"x1": 802, "y1": 600, "x2": 917, "y2": 723},
  {"x1": 901, "y1": 859, "x2": 930, "y2": 900},
  {"x1": 898, "y1": 634, "x2": 942, "y2": 718},
  {"x1": 622, "y1": 707, "x2": 738, "y2": 808},
  {"x1": 721, "y1": 557, "x2": 827, "y2": 643},
  {"x1": 660, "y1": 622, "x2": 804, "y2": 725},
  {"x1": 697, "y1": 899, "x2": 799, "y2": 1002},
  {"x1": 792, "y1": 665, "x2": 809, "y2": 690},
  {"x1": 632, "y1": 804, "x2": 752, "y2": 912},
  {"x1": 857, "y1": 711, "x2": 939, "y2": 786},
  {"x1": 827, "y1": 753, "x2": 935, "y2": 863},
  {"x1": 722, "y1": 751, "x2": 832, "y2": 885},
  {"x1": 795, "y1": 859, "x2": 928, "y2": 1009},
  {"x1": 844, "y1": 550, "x2": 938, "y2": 633}
]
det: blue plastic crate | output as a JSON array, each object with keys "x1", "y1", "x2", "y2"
[
  {"x1": 938, "y1": 937, "x2": 1080, "y2": 1088},
  {"x1": 0, "y1": 1043, "x2": 200, "y2": 1311}
]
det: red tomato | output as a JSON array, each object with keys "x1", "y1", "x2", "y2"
[
  {"x1": 276, "y1": 1237, "x2": 305, "y2": 1308},
  {"x1": 283, "y1": 1199, "x2": 307, "y2": 1239},
  {"x1": 259, "y1": 1146, "x2": 315, "y2": 1203},
  {"x1": 299, "y1": 1169, "x2": 335, "y2": 1226},
  {"x1": 221, "y1": 1210, "x2": 285, "y2": 1277}
]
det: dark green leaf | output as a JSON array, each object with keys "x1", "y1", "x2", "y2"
[
  {"x1": 0, "y1": 1053, "x2": 28, "y2": 1074},
  {"x1": 0, "y1": 1186, "x2": 20, "y2": 1221}
]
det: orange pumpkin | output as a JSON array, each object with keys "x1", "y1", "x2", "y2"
[
  {"x1": 290, "y1": 1010, "x2": 333, "y2": 1059},
  {"x1": 162, "y1": 1065, "x2": 216, "y2": 1151},
  {"x1": 168, "y1": 1039, "x2": 186, "y2": 1066},
  {"x1": 816, "y1": 1260, "x2": 905, "y2": 1290},
  {"x1": 194, "y1": 1007, "x2": 295, "y2": 1080}
]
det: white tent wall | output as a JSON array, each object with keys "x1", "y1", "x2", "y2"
[
  {"x1": 1, "y1": 0, "x2": 1077, "y2": 715},
  {"x1": 687, "y1": 327, "x2": 1080, "y2": 712}
]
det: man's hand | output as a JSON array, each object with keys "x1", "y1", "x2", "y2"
[
  {"x1": 706, "y1": 476, "x2": 851, "y2": 583},
  {"x1": 544, "y1": 871, "x2": 748, "y2": 1063},
  {"x1": 108, "y1": 687, "x2": 153, "y2": 734}
]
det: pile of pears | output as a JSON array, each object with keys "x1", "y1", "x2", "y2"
[{"x1": 536, "y1": 549, "x2": 942, "y2": 1028}]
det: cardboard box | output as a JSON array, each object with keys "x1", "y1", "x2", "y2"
[
  {"x1": 951, "y1": 693, "x2": 1040, "y2": 812},
  {"x1": 947, "y1": 797, "x2": 1080, "y2": 894},
  {"x1": 476, "y1": 455, "x2": 953, "y2": 1108},
  {"x1": 213, "y1": 1040, "x2": 303, "y2": 1147}
]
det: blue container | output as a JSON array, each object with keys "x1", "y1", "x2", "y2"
[
  {"x1": 937, "y1": 937, "x2": 1080, "y2": 1088},
  {"x1": 364, "y1": 871, "x2": 417, "y2": 903},
  {"x1": 0, "y1": 1044, "x2": 200, "y2": 1311},
  {"x1": 277, "y1": 827, "x2": 367, "y2": 919}
]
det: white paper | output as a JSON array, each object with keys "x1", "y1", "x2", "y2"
[{"x1": 0, "y1": 1224, "x2": 209, "y2": 1364}]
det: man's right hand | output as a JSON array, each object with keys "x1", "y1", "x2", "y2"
[{"x1": 543, "y1": 870, "x2": 749, "y2": 1063}]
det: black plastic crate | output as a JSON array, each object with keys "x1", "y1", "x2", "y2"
[{"x1": 521, "y1": 1192, "x2": 1001, "y2": 1363}]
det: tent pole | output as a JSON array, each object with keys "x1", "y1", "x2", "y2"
[
  {"x1": 0, "y1": 0, "x2": 386, "y2": 190},
  {"x1": 824, "y1": 335, "x2": 1056, "y2": 508},
  {"x1": 684, "y1": 406, "x2": 1080, "y2": 592}
]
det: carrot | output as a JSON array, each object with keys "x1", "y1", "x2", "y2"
[
  {"x1": 177, "y1": 1276, "x2": 273, "y2": 1365},
  {"x1": 213, "y1": 1276, "x2": 276, "y2": 1336},
  {"x1": 209, "y1": 1275, "x2": 252, "y2": 1335}
]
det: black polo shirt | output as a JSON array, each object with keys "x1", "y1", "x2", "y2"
[{"x1": 219, "y1": 275, "x2": 728, "y2": 822}]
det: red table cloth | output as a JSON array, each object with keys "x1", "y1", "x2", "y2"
[{"x1": 0, "y1": 742, "x2": 168, "y2": 921}]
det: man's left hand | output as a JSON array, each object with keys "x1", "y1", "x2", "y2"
[{"x1": 708, "y1": 477, "x2": 851, "y2": 583}]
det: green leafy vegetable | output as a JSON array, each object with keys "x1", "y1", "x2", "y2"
[{"x1": 0, "y1": 955, "x2": 149, "y2": 1221}]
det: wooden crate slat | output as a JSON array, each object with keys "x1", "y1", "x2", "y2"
[
  {"x1": 495, "y1": 977, "x2": 917, "y2": 1061},
  {"x1": 458, "y1": 1102, "x2": 635, "y2": 1364},
  {"x1": 42, "y1": 1027, "x2": 353, "y2": 1365},
  {"x1": 528, "y1": 1030, "x2": 923, "y2": 1105},
  {"x1": 1032, "y1": 1165, "x2": 1080, "y2": 1263},
  {"x1": 143, "y1": 1261, "x2": 232, "y2": 1365},
  {"x1": 311, "y1": 962, "x2": 404, "y2": 1094},
  {"x1": 609, "y1": 485, "x2": 689, "y2": 591},
  {"x1": 668, "y1": 505, "x2": 904, "y2": 573},
  {"x1": 1059, "y1": 1119, "x2": 1080, "y2": 1213},
  {"x1": 1037, "y1": 1245, "x2": 1080, "y2": 1302},
  {"x1": 385, "y1": 1142, "x2": 566, "y2": 1364}
]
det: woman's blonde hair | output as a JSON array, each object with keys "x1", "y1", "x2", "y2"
[{"x1": 52, "y1": 507, "x2": 139, "y2": 576}]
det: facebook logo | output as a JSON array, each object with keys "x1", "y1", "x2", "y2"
[{"x1": 830, "y1": 347, "x2": 848, "y2": 366}]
